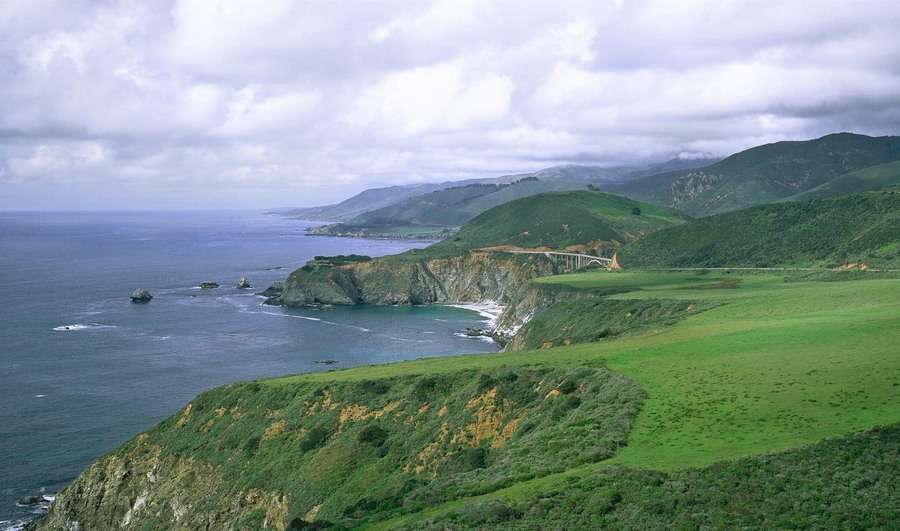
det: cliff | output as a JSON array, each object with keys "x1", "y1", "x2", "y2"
[
  {"x1": 36, "y1": 366, "x2": 643, "y2": 530},
  {"x1": 272, "y1": 252, "x2": 560, "y2": 328}
]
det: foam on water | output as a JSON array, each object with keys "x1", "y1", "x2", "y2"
[{"x1": 52, "y1": 323, "x2": 115, "y2": 332}]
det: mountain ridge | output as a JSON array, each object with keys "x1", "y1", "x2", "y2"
[{"x1": 613, "y1": 132, "x2": 900, "y2": 216}]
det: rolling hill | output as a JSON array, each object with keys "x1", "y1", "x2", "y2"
[
  {"x1": 614, "y1": 132, "x2": 900, "y2": 216},
  {"x1": 786, "y1": 159, "x2": 900, "y2": 201},
  {"x1": 424, "y1": 190, "x2": 685, "y2": 257},
  {"x1": 619, "y1": 188, "x2": 900, "y2": 268},
  {"x1": 287, "y1": 159, "x2": 716, "y2": 234}
]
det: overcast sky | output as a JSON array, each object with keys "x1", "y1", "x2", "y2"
[{"x1": 2, "y1": 0, "x2": 900, "y2": 209}]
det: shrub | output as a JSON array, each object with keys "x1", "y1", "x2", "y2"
[
  {"x1": 243, "y1": 435, "x2": 261, "y2": 456},
  {"x1": 559, "y1": 380, "x2": 578, "y2": 394},
  {"x1": 357, "y1": 379, "x2": 390, "y2": 395},
  {"x1": 357, "y1": 425, "x2": 389, "y2": 447},
  {"x1": 300, "y1": 426, "x2": 331, "y2": 452}
]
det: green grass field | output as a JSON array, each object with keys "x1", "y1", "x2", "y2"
[
  {"x1": 263, "y1": 270, "x2": 900, "y2": 527},
  {"x1": 272, "y1": 271, "x2": 900, "y2": 473},
  {"x1": 536, "y1": 271, "x2": 900, "y2": 469}
]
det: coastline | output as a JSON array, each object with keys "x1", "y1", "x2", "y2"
[
  {"x1": 446, "y1": 300, "x2": 504, "y2": 328},
  {"x1": 0, "y1": 211, "x2": 494, "y2": 528},
  {"x1": 447, "y1": 301, "x2": 505, "y2": 344}
]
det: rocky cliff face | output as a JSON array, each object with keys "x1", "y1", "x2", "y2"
[
  {"x1": 276, "y1": 252, "x2": 560, "y2": 308},
  {"x1": 272, "y1": 252, "x2": 579, "y2": 346}
]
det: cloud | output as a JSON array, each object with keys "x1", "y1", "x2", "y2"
[
  {"x1": 1, "y1": 0, "x2": 900, "y2": 208},
  {"x1": 346, "y1": 61, "x2": 513, "y2": 137}
]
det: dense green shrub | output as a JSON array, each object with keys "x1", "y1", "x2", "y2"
[{"x1": 357, "y1": 425, "x2": 389, "y2": 447}]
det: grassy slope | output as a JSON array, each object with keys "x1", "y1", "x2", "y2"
[
  {"x1": 49, "y1": 269, "x2": 900, "y2": 529},
  {"x1": 619, "y1": 189, "x2": 900, "y2": 268},
  {"x1": 53, "y1": 365, "x2": 643, "y2": 529},
  {"x1": 351, "y1": 270, "x2": 900, "y2": 527},
  {"x1": 423, "y1": 191, "x2": 684, "y2": 257},
  {"x1": 410, "y1": 425, "x2": 900, "y2": 530},
  {"x1": 787, "y1": 159, "x2": 900, "y2": 201},
  {"x1": 615, "y1": 132, "x2": 900, "y2": 215},
  {"x1": 272, "y1": 271, "x2": 900, "y2": 469}
]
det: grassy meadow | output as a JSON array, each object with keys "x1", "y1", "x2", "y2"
[{"x1": 265, "y1": 269, "x2": 900, "y2": 526}]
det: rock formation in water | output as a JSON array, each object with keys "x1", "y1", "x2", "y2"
[
  {"x1": 237, "y1": 277, "x2": 252, "y2": 289},
  {"x1": 258, "y1": 281, "x2": 285, "y2": 305},
  {"x1": 130, "y1": 288, "x2": 153, "y2": 303},
  {"x1": 198, "y1": 281, "x2": 219, "y2": 289}
]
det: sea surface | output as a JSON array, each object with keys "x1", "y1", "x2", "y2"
[{"x1": 0, "y1": 211, "x2": 498, "y2": 528}]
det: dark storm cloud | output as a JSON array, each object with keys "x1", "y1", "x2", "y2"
[{"x1": 2, "y1": 0, "x2": 900, "y2": 209}]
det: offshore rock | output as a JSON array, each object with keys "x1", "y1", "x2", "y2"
[
  {"x1": 237, "y1": 277, "x2": 252, "y2": 289},
  {"x1": 129, "y1": 288, "x2": 153, "y2": 304},
  {"x1": 198, "y1": 281, "x2": 219, "y2": 289}
]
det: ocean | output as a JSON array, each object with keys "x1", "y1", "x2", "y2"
[{"x1": 0, "y1": 211, "x2": 498, "y2": 528}]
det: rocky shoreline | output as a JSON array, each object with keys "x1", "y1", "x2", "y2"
[{"x1": 255, "y1": 251, "x2": 589, "y2": 351}]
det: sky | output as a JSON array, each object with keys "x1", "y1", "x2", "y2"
[{"x1": 2, "y1": 0, "x2": 900, "y2": 210}]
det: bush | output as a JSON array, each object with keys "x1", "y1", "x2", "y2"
[
  {"x1": 559, "y1": 380, "x2": 578, "y2": 394},
  {"x1": 413, "y1": 377, "x2": 438, "y2": 399},
  {"x1": 300, "y1": 426, "x2": 331, "y2": 452},
  {"x1": 243, "y1": 435, "x2": 261, "y2": 456},
  {"x1": 357, "y1": 379, "x2": 390, "y2": 395},
  {"x1": 357, "y1": 425, "x2": 389, "y2": 447},
  {"x1": 440, "y1": 447, "x2": 488, "y2": 474}
]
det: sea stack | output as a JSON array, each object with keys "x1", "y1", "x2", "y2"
[
  {"x1": 130, "y1": 288, "x2": 153, "y2": 303},
  {"x1": 198, "y1": 281, "x2": 220, "y2": 289},
  {"x1": 237, "y1": 277, "x2": 251, "y2": 289}
]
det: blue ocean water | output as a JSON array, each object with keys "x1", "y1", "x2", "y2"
[{"x1": 0, "y1": 211, "x2": 497, "y2": 527}]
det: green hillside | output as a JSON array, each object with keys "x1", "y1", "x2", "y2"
[
  {"x1": 615, "y1": 132, "x2": 900, "y2": 216},
  {"x1": 425, "y1": 190, "x2": 684, "y2": 257},
  {"x1": 43, "y1": 270, "x2": 900, "y2": 529},
  {"x1": 787, "y1": 159, "x2": 900, "y2": 201},
  {"x1": 619, "y1": 188, "x2": 900, "y2": 268}
]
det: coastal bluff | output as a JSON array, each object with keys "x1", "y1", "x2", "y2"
[{"x1": 275, "y1": 252, "x2": 557, "y2": 306}]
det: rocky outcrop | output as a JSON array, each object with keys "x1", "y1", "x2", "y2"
[
  {"x1": 34, "y1": 435, "x2": 291, "y2": 531},
  {"x1": 130, "y1": 288, "x2": 153, "y2": 303},
  {"x1": 198, "y1": 281, "x2": 219, "y2": 289},
  {"x1": 275, "y1": 252, "x2": 624, "y2": 347},
  {"x1": 258, "y1": 281, "x2": 285, "y2": 305},
  {"x1": 237, "y1": 277, "x2": 252, "y2": 289},
  {"x1": 279, "y1": 252, "x2": 560, "y2": 310}
]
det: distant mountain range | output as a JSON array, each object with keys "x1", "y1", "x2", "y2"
[
  {"x1": 272, "y1": 132, "x2": 900, "y2": 239},
  {"x1": 275, "y1": 158, "x2": 717, "y2": 238}
]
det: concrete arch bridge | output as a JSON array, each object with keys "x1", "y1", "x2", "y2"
[{"x1": 506, "y1": 250, "x2": 621, "y2": 272}]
